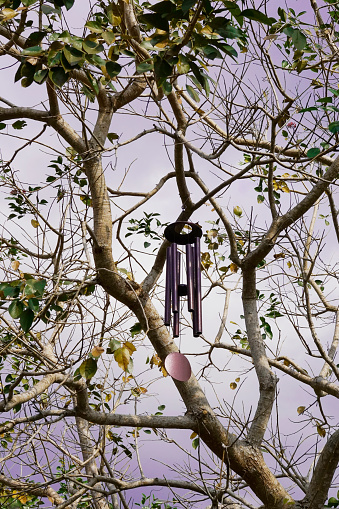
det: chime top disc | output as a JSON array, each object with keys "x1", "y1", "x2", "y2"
[{"x1": 164, "y1": 221, "x2": 202, "y2": 245}]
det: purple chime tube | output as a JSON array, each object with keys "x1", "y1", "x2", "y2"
[
  {"x1": 164, "y1": 246, "x2": 172, "y2": 326},
  {"x1": 193, "y1": 237, "x2": 202, "y2": 337},
  {"x1": 171, "y1": 243, "x2": 178, "y2": 313},
  {"x1": 173, "y1": 250, "x2": 181, "y2": 338},
  {"x1": 164, "y1": 221, "x2": 202, "y2": 338},
  {"x1": 186, "y1": 244, "x2": 194, "y2": 312}
]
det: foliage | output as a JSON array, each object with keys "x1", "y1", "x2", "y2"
[{"x1": 0, "y1": 0, "x2": 338, "y2": 508}]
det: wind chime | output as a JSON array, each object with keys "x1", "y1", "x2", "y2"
[
  {"x1": 164, "y1": 221, "x2": 203, "y2": 337},
  {"x1": 163, "y1": 222, "x2": 203, "y2": 381}
]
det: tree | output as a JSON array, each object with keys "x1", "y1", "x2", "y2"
[{"x1": 0, "y1": 0, "x2": 338, "y2": 507}]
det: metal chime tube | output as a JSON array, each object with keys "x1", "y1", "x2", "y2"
[
  {"x1": 173, "y1": 250, "x2": 181, "y2": 337},
  {"x1": 164, "y1": 246, "x2": 172, "y2": 326},
  {"x1": 164, "y1": 221, "x2": 202, "y2": 338},
  {"x1": 171, "y1": 243, "x2": 178, "y2": 313},
  {"x1": 186, "y1": 244, "x2": 194, "y2": 312},
  {"x1": 193, "y1": 237, "x2": 202, "y2": 336}
]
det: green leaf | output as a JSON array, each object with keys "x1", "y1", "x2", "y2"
[
  {"x1": 139, "y1": 13, "x2": 169, "y2": 32},
  {"x1": 130, "y1": 322, "x2": 142, "y2": 337},
  {"x1": 102, "y1": 31, "x2": 115, "y2": 45},
  {"x1": 12, "y1": 120, "x2": 27, "y2": 130},
  {"x1": 307, "y1": 147, "x2": 320, "y2": 158},
  {"x1": 317, "y1": 97, "x2": 332, "y2": 103},
  {"x1": 34, "y1": 69, "x2": 48, "y2": 84},
  {"x1": 154, "y1": 56, "x2": 172, "y2": 85},
  {"x1": 8, "y1": 300, "x2": 24, "y2": 319},
  {"x1": 79, "y1": 358, "x2": 97, "y2": 380},
  {"x1": 28, "y1": 298, "x2": 40, "y2": 313},
  {"x1": 241, "y1": 9, "x2": 275, "y2": 25},
  {"x1": 137, "y1": 61, "x2": 154, "y2": 73},
  {"x1": 0, "y1": 122, "x2": 6, "y2": 130},
  {"x1": 182, "y1": 0, "x2": 197, "y2": 13},
  {"x1": 265, "y1": 310, "x2": 284, "y2": 318},
  {"x1": 33, "y1": 279, "x2": 47, "y2": 296},
  {"x1": 257, "y1": 195, "x2": 265, "y2": 203},
  {"x1": 298, "y1": 106, "x2": 318, "y2": 112},
  {"x1": 64, "y1": 0, "x2": 75, "y2": 9},
  {"x1": 22, "y1": 45, "x2": 44, "y2": 56},
  {"x1": 105, "y1": 61, "x2": 122, "y2": 78},
  {"x1": 63, "y1": 46, "x2": 84, "y2": 66},
  {"x1": 192, "y1": 437, "x2": 199, "y2": 449},
  {"x1": 108, "y1": 338, "x2": 121, "y2": 353},
  {"x1": 222, "y1": 1, "x2": 242, "y2": 19},
  {"x1": 20, "y1": 308, "x2": 34, "y2": 332},
  {"x1": 85, "y1": 21, "x2": 104, "y2": 33},
  {"x1": 21, "y1": 0, "x2": 39, "y2": 5},
  {"x1": 49, "y1": 67, "x2": 68, "y2": 88},
  {"x1": 328, "y1": 121, "x2": 339, "y2": 133},
  {"x1": 186, "y1": 84, "x2": 199, "y2": 102},
  {"x1": 144, "y1": 241, "x2": 151, "y2": 248},
  {"x1": 177, "y1": 54, "x2": 190, "y2": 74},
  {"x1": 41, "y1": 4, "x2": 56, "y2": 14},
  {"x1": 162, "y1": 80, "x2": 172, "y2": 95},
  {"x1": 83, "y1": 38, "x2": 104, "y2": 55},
  {"x1": 291, "y1": 29, "x2": 307, "y2": 50},
  {"x1": 107, "y1": 132, "x2": 119, "y2": 143}
]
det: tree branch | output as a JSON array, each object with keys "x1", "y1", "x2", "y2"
[{"x1": 303, "y1": 429, "x2": 339, "y2": 509}]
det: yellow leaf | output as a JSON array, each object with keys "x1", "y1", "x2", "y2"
[
  {"x1": 150, "y1": 354, "x2": 161, "y2": 367},
  {"x1": 297, "y1": 406, "x2": 305, "y2": 415},
  {"x1": 206, "y1": 229, "x2": 218, "y2": 239},
  {"x1": 107, "y1": 13, "x2": 121, "y2": 25},
  {"x1": 190, "y1": 432, "x2": 197, "y2": 439},
  {"x1": 283, "y1": 359, "x2": 291, "y2": 366},
  {"x1": 11, "y1": 260, "x2": 20, "y2": 271},
  {"x1": 316, "y1": 424, "x2": 326, "y2": 437},
  {"x1": 91, "y1": 345, "x2": 105, "y2": 358},
  {"x1": 230, "y1": 263, "x2": 238, "y2": 273},
  {"x1": 235, "y1": 377, "x2": 240, "y2": 382},
  {"x1": 106, "y1": 430, "x2": 115, "y2": 440},
  {"x1": 31, "y1": 219, "x2": 39, "y2": 228},
  {"x1": 230, "y1": 321, "x2": 238, "y2": 325},
  {"x1": 1, "y1": 8, "x2": 18, "y2": 20},
  {"x1": 160, "y1": 365, "x2": 168, "y2": 377},
  {"x1": 131, "y1": 430, "x2": 139, "y2": 437},
  {"x1": 124, "y1": 341, "x2": 136, "y2": 354},
  {"x1": 131, "y1": 386, "x2": 147, "y2": 396},
  {"x1": 27, "y1": 57, "x2": 38, "y2": 66},
  {"x1": 122, "y1": 375, "x2": 133, "y2": 383},
  {"x1": 114, "y1": 346, "x2": 130, "y2": 371},
  {"x1": 155, "y1": 39, "x2": 168, "y2": 48},
  {"x1": 287, "y1": 261, "x2": 292, "y2": 268},
  {"x1": 230, "y1": 382, "x2": 237, "y2": 390},
  {"x1": 105, "y1": 393, "x2": 112, "y2": 402},
  {"x1": 101, "y1": 65, "x2": 110, "y2": 80},
  {"x1": 233, "y1": 205, "x2": 242, "y2": 217}
]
